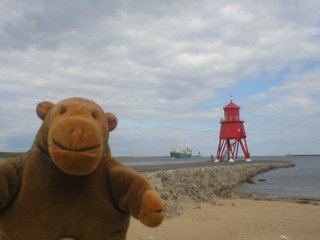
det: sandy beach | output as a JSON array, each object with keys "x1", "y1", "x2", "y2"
[{"x1": 127, "y1": 197, "x2": 320, "y2": 240}]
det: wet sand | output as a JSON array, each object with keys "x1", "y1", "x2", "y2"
[{"x1": 127, "y1": 197, "x2": 320, "y2": 240}]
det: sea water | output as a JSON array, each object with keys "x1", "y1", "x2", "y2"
[{"x1": 232, "y1": 155, "x2": 320, "y2": 200}]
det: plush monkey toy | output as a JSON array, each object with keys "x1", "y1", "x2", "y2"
[{"x1": 0, "y1": 97, "x2": 164, "y2": 240}]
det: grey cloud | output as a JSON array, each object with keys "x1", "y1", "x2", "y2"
[{"x1": 1, "y1": 0, "x2": 320, "y2": 155}]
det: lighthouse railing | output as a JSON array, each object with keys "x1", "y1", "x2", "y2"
[{"x1": 222, "y1": 116, "x2": 240, "y2": 121}]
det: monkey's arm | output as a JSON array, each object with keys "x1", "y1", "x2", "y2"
[
  {"x1": 0, "y1": 161, "x2": 20, "y2": 211},
  {"x1": 108, "y1": 164, "x2": 164, "y2": 227}
]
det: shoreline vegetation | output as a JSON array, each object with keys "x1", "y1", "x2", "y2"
[{"x1": 0, "y1": 151, "x2": 24, "y2": 158}]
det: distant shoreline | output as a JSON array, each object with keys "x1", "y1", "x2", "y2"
[
  {"x1": 1, "y1": 151, "x2": 319, "y2": 159},
  {"x1": 0, "y1": 152, "x2": 24, "y2": 158},
  {"x1": 288, "y1": 154, "x2": 320, "y2": 156}
]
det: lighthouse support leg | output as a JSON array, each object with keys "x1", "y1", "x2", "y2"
[
  {"x1": 228, "y1": 139, "x2": 240, "y2": 162},
  {"x1": 239, "y1": 138, "x2": 251, "y2": 161},
  {"x1": 215, "y1": 139, "x2": 225, "y2": 162},
  {"x1": 226, "y1": 140, "x2": 232, "y2": 162},
  {"x1": 235, "y1": 139, "x2": 240, "y2": 160},
  {"x1": 226, "y1": 140, "x2": 235, "y2": 162}
]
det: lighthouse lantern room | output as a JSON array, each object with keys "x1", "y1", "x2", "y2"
[{"x1": 215, "y1": 99, "x2": 251, "y2": 162}]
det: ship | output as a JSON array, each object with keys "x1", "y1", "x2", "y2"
[{"x1": 170, "y1": 146, "x2": 192, "y2": 158}]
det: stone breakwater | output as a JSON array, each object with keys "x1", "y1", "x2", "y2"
[{"x1": 143, "y1": 161, "x2": 294, "y2": 217}]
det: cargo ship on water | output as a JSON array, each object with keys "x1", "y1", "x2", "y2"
[{"x1": 170, "y1": 146, "x2": 192, "y2": 158}]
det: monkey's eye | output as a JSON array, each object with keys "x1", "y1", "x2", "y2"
[
  {"x1": 91, "y1": 111, "x2": 98, "y2": 119},
  {"x1": 60, "y1": 106, "x2": 67, "y2": 115}
]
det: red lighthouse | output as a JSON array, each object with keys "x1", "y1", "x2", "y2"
[{"x1": 215, "y1": 99, "x2": 251, "y2": 162}]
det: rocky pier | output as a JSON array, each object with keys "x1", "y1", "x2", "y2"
[{"x1": 142, "y1": 161, "x2": 294, "y2": 217}]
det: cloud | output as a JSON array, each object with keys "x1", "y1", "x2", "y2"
[
  {"x1": 0, "y1": 0, "x2": 320, "y2": 155},
  {"x1": 243, "y1": 66, "x2": 320, "y2": 155}
]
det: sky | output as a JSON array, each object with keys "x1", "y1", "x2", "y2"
[{"x1": 0, "y1": 0, "x2": 320, "y2": 157}]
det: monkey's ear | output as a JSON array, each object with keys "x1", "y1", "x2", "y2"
[
  {"x1": 105, "y1": 112, "x2": 117, "y2": 132},
  {"x1": 36, "y1": 101, "x2": 54, "y2": 121}
]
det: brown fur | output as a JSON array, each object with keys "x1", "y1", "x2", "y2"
[{"x1": 0, "y1": 97, "x2": 164, "y2": 240}]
